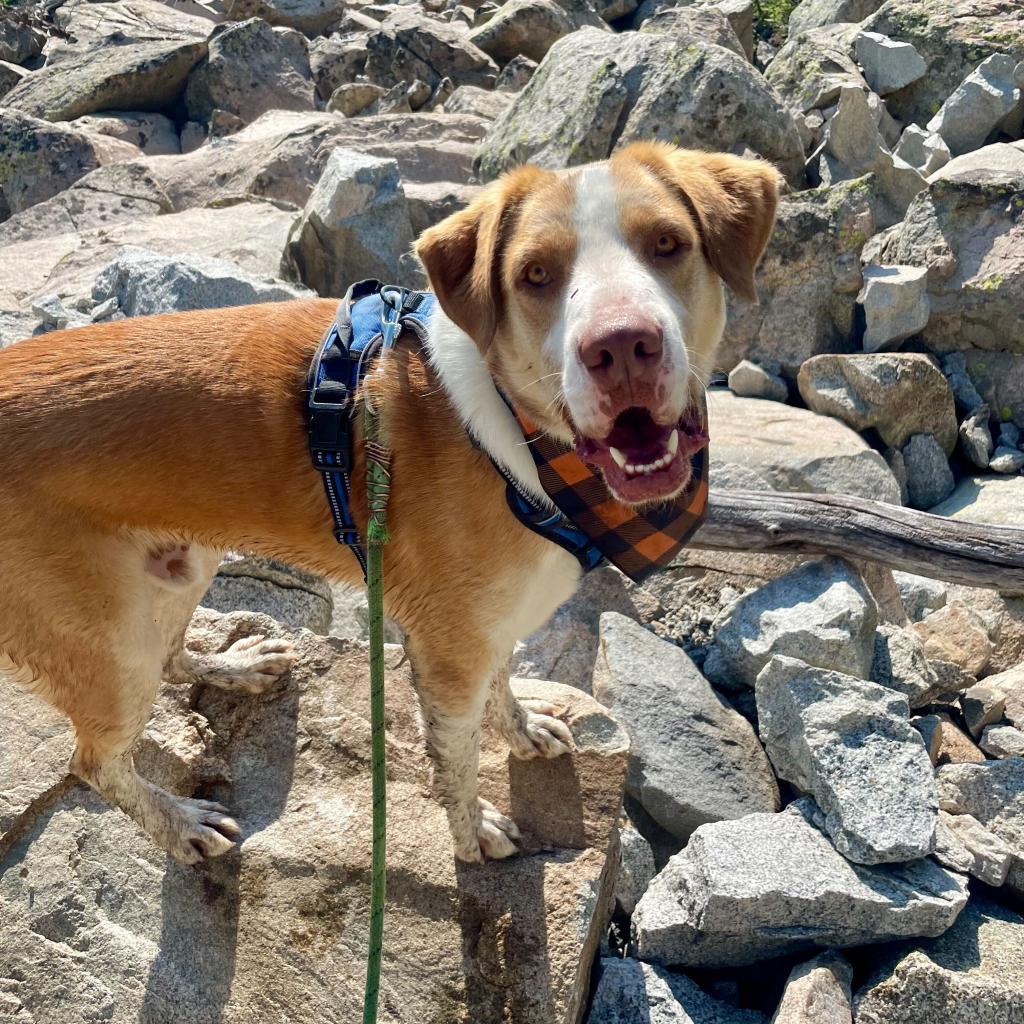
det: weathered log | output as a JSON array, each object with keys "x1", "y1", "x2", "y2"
[{"x1": 691, "y1": 489, "x2": 1024, "y2": 592}]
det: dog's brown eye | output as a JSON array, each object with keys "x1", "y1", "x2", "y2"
[
  {"x1": 524, "y1": 263, "x2": 551, "y2": 287},
  {"x1": 654, "y1": 234, "x2": 680, "y2": 257}
]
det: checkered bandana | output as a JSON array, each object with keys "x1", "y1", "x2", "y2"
[{"x1": 510, "y1": 394, "x2": 710, "y2": 584}]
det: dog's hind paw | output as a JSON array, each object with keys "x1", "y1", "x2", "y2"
[
  {"x1": 198, "y1": 635, "x2": 296, "y2": 694},
  {"x1": 506, "y1": 700, "x2": 574, "y2": 761},
  {"x1": 165, "y1": 797, "x2": 241, "y2": 865},
  {"x1": 455, "y1": 799, "x2": 521, "y2": 863}
]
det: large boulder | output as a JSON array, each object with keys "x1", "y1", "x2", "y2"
[
  {"x1": 638, "y1": 5, "x2": 746, "y2": 59},
  {"x1": 931, "y1": 475, "x2": 1024, "y2": 527},
  {"x1": 222, "y1": 0, "x2": 346, "y2": 34},
  {"x1": 0, "y1": 609, "x2": 629, "y2": 1024},
  {"x1": 764, "y1": 24, "x2": 866, "y2": 115},
  {"x1": 68, "y1": 111, "x2": 181, "y2": 156},
  {"x1": 593, "y1": 613, "x2": 779, "y2": 842},
  {"x1": 632, "y1": 799, "x2": 969, "y2": 968},
  {"x1": 707, "y1": 392, "x2": 903, "y2": 502},
  {"x1": 469, "y1": 0, "x2": 606, "y2": 65},
  {"x1": 786, "y1": 0, "x2": 883, "y2": 34},
  {"x1": 184, "y1": 18, "x2": 315, "y2": 126},
  {"x1": 872, "y1": 145, "x2": 1024, "y2": 353},
  {"x1": 474, "y1": 29, "x2": 805, "y2": 186}
]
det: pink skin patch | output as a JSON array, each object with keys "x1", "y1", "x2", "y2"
[{"x1": 146, "y1": 543, "x2": 193, "y2": 583}]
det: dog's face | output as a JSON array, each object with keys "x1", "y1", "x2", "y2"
[{"x1": 417, "y1": 142, "x2": 779, "y2": 505}]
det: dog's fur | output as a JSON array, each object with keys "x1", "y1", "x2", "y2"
[{"x1": 0, "y1": 142, "x2": 777, "y2": 864}]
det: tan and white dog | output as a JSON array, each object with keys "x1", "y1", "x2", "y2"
[{"x1": 0, "y1": 142, "x2": 777, "y2": 865}]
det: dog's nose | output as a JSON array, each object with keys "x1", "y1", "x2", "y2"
[{"x1": 577, "y1": 315, "x2": 664, "y2": 388}]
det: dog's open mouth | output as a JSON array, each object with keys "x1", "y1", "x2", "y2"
[{"x1": 575, "y1": 406, "x2": 709, "y2": 505}]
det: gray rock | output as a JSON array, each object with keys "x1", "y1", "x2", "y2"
[
  {"x1": 327, "y1": 82, "x2": 387, "y2": 117},
  {"x1": 0, "y1": 13, "x2": 45, "y2": 65},
  {"x1": 495, "y1": 53, "x2": 537, "y2": 91},
  {"x1": 475, "y1": 29, "x2": 805, "y2": 186},
  {"x1": 989, "y1": 446, "x2": 1024, "y2": 474},
  {"x1": 941, "y1": 352, "x2": 985, "y2": 413},
  {"x1": 615, "y1": 824, "x2": 656, "y2": 915},
  {"x1": 857, "y1": 265, "x2": 930, "y2": 352},
  {"x1": 854, "y1": 896, "x2": 1024, "y2": 1024},
  {"x1": 765, "y1": 25, "x2": 866, "y2": 115},
  {"x1": 892, "y1": 570, "x2": 947, "y2": 622},
  {"x1": 902, "y1": 434, "x2": 955, "y2": 510},
  {"x1": 771, "y1": 952, "x2": 853, "y2": 1024},
  {"x1": 872, "y1": 624, "x2": 943, "y2": 708},
  {"x1": 787, "y1": 0, "x2": 883, "y2": 34},
  {"x1": 704, "y1": 558, "x2": 878, "y2": 689},
  {"x1": 935, "y1": 810, "x2": 1014, "y2": 886},
  {"x1": 980, "y1": 722, "x2": 1024, "y2": 759},
  {"x1": 927, "y1": 54, "x2": 1022, "y2": 158},
  {"x1": 854, "y1": 31, "x2": 926, "y2": 96},
  {"x1": 70, "y1": 111, "x2": 180, "y2": 156},
  {"x1": 931, "y1": 475, "x2": 1024, "y2": 527},
  {"x1": 632, "y1": 799, "x2": 969, "y2": 968},
  {"x1": 959, "y1": 406, "x2": 994, "y2": 468},
  {"x1": 309, "y1": 33, "x2": 368, "y2": 100},
  {"x1": 708, "y1": 392, "x2": 902, "y2": 502},
  {"x1": 1000, "y1": 420, "x2": 1021, "y2": 448},
  {"x1": 49, "y1": 0, "x2": 210, "y2": 60},
  {"x1": 4, "y1": 38, "x2": 207, "y2": 122},
  {"x1": 936, "y1": 758, "x2": 1024, "y2": 899},
  {"x1": 91, "y1": 246, "x2": 308, "y2": 317},
  {"x1": 0, "y1": 59, "x2": 29, "y2": 99},
  {"x1": 366, "y1": 8, "x2": 499, "y2": 90},
  {"x1": 913, "y1": 714, "x2": 944, "y2": 764},
  {"x1": 593, "y1": 613, "x2": 779, "y2": 841},
  {"x1": 797, "y1": 353, "x2": 954, "y2": 453},
  {"x1": 728, "y1": 360, "x2": 788, "y2": 402},
  {"x1": 639, "y1": 5, "x2": 746, "y2": 58},
  {"x1": 222, "y1": 0, "x2": 345, "y2": 33},
  {"x1": 893, "y1": 125, "x2": 950, "y2": 176},
  {"x1": 756, "y1": 656, "x2": 937, "y2": 864},
  {"x1": 443, "y1": 85, "x2": 514, "y2": 120},
  {"x1": 185, "y1": 19, "x2": 315, "y2": 127},
  {"x1": 959, "y1": 684, "x2": 1007, "y2": 739},
  {"x1": 590, "y1": 959, "x2": 768, "y2": 1024},
  {"x1": 469, "y1": 0, "x2": 605, "y2": 65},
  {"x1": 282, "y1": 148, "x2": 416, "y2": 300},
  {"x1": 984, "y1": 666, "x2": 1024, "y2": 729}
]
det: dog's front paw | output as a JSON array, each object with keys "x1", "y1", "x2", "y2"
[
  {"x1": 507, "y1": 700, "x2": 574, "y2": 760},
  {"x1": 215, "y1": 635, "x2": 296, "y2": 693},
  {"x1": 165, "y1": 797, "x2": 241, "y2": 865},
  {"x1": 455, "y1": 799, "x2": 521, "y2": 863}
]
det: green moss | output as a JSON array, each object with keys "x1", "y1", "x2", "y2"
[
  {"x1": 1003, "y1": 406, "x2": 1014, "y2": 422},
  {"x1": 978, "y1": 275, "x2": 1005, "y2": 292},
  {"x1": 753, "y1": 0, "x2": 801, "y2": 42}
]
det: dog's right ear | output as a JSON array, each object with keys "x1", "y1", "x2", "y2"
[{"x1": 416, "y1": 166, "x2": 543, "y2": 351}]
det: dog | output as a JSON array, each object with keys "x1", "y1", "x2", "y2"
[{"x1": 0, "y1": 141, "x2": 778, "y2": 865}]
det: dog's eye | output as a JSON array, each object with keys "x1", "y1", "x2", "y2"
[
  {"x1": 524, "y1": 263, "x2": 551, "y2": 287},
  {"x1": 654, "y1": 234, "x2": 680, "y2": 258}
]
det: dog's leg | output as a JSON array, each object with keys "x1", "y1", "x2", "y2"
[
  {"x1": 488, "y1": 661, "x2": 574, "y2": 760},
  {"x1": 408, "y1": 640, "x2": 521, "y2": 863},
  {"x1": 170, "y1": 637, "x2": 296, "y2": 694}
]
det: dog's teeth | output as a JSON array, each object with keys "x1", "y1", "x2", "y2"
[
  {"x1": 610, "y1": 446, "x2": 628, "y2": 468},
  {"x1": 626, "y1": 463, "x2": 638, "y2": 474},
  {"x1": 668, "y1": 429, "x2": 679, "y2": 456}
]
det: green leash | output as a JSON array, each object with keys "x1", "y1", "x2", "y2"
[{"x1": 362, "y1": 396, "x2": 392, "y2": 1024}]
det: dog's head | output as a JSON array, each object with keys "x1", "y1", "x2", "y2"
[{"x1": 416, "y1": 141, "x2": 779, "y2": 505}]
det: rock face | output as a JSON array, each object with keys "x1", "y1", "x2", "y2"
[
  {"x1": 474, "y1": 29, "x2": 805, "y2": 185},
  {"x1": 854, "y1": 30, "x2": 926, "y2": 97},
  {"x1": 765, "y1": 25, "x2": 866, "y2": 116},
  {"x1": 632, "y1": 800, "x2": 969, "y2": 968},
  {"x1": 593, "y1": 613, "x2": 779, "y2": 841},
  {"x1": 283, "y1": 148, "x2": 417, "y2": 298},
  {"x1": 0, "y1": 609, "x2": 629, "y2": 1024},
  {"x1": 469, "y1": 0, "x2": 606, "y2": 64},
  {"x1": 223, "y1": 0, "x2": 345, "y2": 34},
  {"x1": 856, "y1": 265, "x2": 930, "y2": 353},
  {"x1": 703, "y1": 558, "x2": 879, "y2": 689},
  {"x1": 931, "y1": 475, "x2": 1024, "y2": 527},
  {"x1": 787, "y1": 0, "x2": 883, "y2": 34},
  {"x1": 756, "y1": 656, "x2": 938, "y2": 864},
  {"x1": 772, "y1": 952, "x2": 853, "y2": 1024}
]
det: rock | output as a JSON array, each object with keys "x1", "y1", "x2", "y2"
[
  {"x1": 0, "y1": 60, "x2": 28, "y2": 99},
  {"x1": 367, "y1": 8, "x2": 498, "y2": 90},
  {"x1": 771, "y1": 952, "x2": 853, "y2": 1024},
  {"x1": 981, "y1": 724, "x2": 1024, "y2": 758},
  {"x1": 593, "y1": 613, "x2": 779, "y2": 841},
  {"x1": 495, "y1": 53, "x2": 537, "y2": 90},
  {"x1": 926, "y1": 54, "x2": 1022, "y2": 158},
  {"x1": 913, "y1": 714, "x2": 943, "y2": 763},
  {"x1": 718, "y1": 178, "x2": 877, "y2": 379},
  {"x1": 708, "y1": 392, "x2": 902, "y2": 502},
  {"x1": 91, "y1": 246, "x2": 308, "y2": 318},
  {"x1": 589, "y1": 959, "x2": 768, "y2": 1024},
  {"x1": 901, "y1": 433, "x2": 954, "y2": 510},
  {"x1": 854, "y1": 31, "x2": 926, "y2": 96},
  {"x1": 327, "y1": 81, "x2": 387, "y2": 116},
  {"x1": 4, "y1": 39, "x2": 208, "y2": 122},
  {"x1": 936, "y1": 757, "x2": 1024, "y2": 898},
  {"x1": 184, "y1": 19, "x2": 315, "y2": 127},
  {"x1": 934, "y1": 810, "x2": 1014, "y2": 885},
  {"x1": 798, "y1": 353, "x2": 954, "y2": 453},
  {"x1": 756, "y1": 656, "x2": 937, "y2": 864},
  {"x1": 632, "y1": 799, "x2": 969, "y2": 968},
  {"x1": 704, "y1": 558, "x2": 878, "y2": 689},
  {"x1": 861, "y1": 1, "x2": 1024, "y2": 128},
  {"x1": 0, "y1": 110, "x2": 103, "y2": 222},
  {"x1": 222, "y1": 0, "x2": 345, "y2": 33},
  {"x1": 469, "y1": 0, "x2": 605, "y2": 65},
  {"x1": 0, "y1": 609, "x2": 628, "y2": 1023},
  {"x1": 309, "y1": 33, "x2": 368, "y2": 99},
  {"x1": 959, "y1": 684, "x2": 1007, "y2": 739},
  {"x1": 941, "y1": 351, "x2": 985, "y2": 413},
  {"x1": 49, "y1": 0, "x2": 210, "y2": 60},
  {"x1": 989, "y1": 446, "x2": 1024, "y2": 474},
  {"x1": 984, "y1": 665, "x2": 1024, "y2": 729},
  {"x1": 475, "y1": 29, "x2": 805, "y2": 186},
  {"x1": 856, "y1": 265, "x2": 930, "y2": 352},
  {"x1": 614, "y1": 824, "x2": 656, "y2": 915},
  {"x1": 931, "y1": 475, "x2": 1024, "y2": 527},
  {"x1": 0, "y1": 13, "x2": 45, "y2": 65},
  {"x1": 787, "y1": 0, "x2": 883, "y2": 34},
  {"x1": 893, "y1": 571, "x2": 947, "y2": 622},
  {"x1": 727, "y1": 360, "x2": 788, "y2": 402},
  {"x1": 893, "y1": 125, "x2": 950, "y2": 176},
  {"x1": 443, "y1": 84, "x2": 514, "y2": 119},
  {"x1": 959, "y1": 406, "x2": 994, "y2": 468},
  {"x1": 934, "y1": 712, "x2": 987, "y2": 766},
  {"x1": 69, "y1": 111, "x2": 180, "y2": 156},
  {"x1": 639, "y1": 6, "x2": 746, "y2": 59},
  {"x1": 282, "y1": 148, "x2": 416, "y2": 300},
  {"x1": 872, "y1": 624, "x2": 943, "y2": 708},
  {"x1": 764, "y1": 25, "x2": 866, "y2": 115},
  {"x1": 202, "y1": 556, "x2": 333, "y2": 633},
  {"x1": 913, "y1": 601, "x2": 994, "y2": 676}
]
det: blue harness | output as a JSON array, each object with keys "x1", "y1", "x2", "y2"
[{"x1": 307, "y1": 280, "x2": 604, "y2": 579}]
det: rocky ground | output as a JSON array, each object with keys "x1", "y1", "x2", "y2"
[{"x1": 1, "y1": 0, "x2": 1024, "y2": 1020}]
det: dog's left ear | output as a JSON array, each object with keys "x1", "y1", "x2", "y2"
[
  {"x1": 416, "y1": 166, "x2": 545, "y2": 350},
  {"x1": 626, "y1": 143, "x2": 781, "y2": 304}
]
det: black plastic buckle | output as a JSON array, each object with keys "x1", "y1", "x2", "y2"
[{"x1": 309, "y1": 394, "x2": 352, "y2": 471}]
